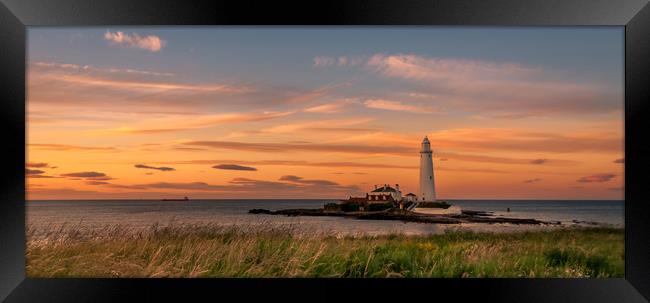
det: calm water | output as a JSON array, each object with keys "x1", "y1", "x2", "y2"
[{"x1": 26, "y1": 199, "x2": 624, "y2": 236}]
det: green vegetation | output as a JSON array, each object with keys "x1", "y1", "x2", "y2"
[
  {"x1": 340, "y1": 203, "x2": 360, "y2": 212},
  {"x1": 26, "y1": 224, "x2": 623, "y2": 278},
  {"x1": 366, "y1": 203, "x2": 394, "y2": 212},
  {"x1": 324, "y1": 203, "x2": 341, "y2": 211}
]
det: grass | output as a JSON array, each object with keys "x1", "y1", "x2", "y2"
[{"x1": 26, "y1": 224, "x2": 624, "y2": 278}]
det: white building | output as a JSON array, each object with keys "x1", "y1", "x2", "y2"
[
  {"x1": 419, "y1": 136, "x2": 437, "y2": 202},
  {"x1": 367, "y1": 184, "x2": 402, "y2": 203},
  {"x1": 404, "y1": 193, "x2": 417, "y2": 202}
]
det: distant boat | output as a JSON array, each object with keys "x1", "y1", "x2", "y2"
[{"x1": 162, "y1": 196, "x2": 189, "y2": 201}]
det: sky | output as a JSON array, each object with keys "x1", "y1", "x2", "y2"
[{"x1": 26, "y1": 27, "x2": 624, "y2": 200}]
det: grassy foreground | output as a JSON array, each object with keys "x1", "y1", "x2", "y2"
[{"x1": 26, "y1": 224, "x2": 624, "y2": 278}]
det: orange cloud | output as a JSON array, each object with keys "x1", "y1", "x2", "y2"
[
  {"x1": 32, "y1": 61, "x2": 175, "y2": 77},
  {"x1": 26, "y1": 162, "x2": 49, "y2": 168},
  {"x1": 163, "y1": 159, "x2": 418, "y2": 169},
  {"x1": 437, "y1": 152, "x2": 577, "y2": 166},
  {"x1": 303, "y1": 99, "x2": 354, "y2": 113},
  {"x1": 313, "y1": 53, "x2": 621, "y2": 118},
  {"x1": 213, "y1": 164, "x2": 257, "y2": 171},
  {"x1": 530, "y1": 159, "x2": 549, "y2": 165},
  {"x1": 29, "y1": 144, "x2": 117, "y2": 152},
  {"x1": 523, "y1": 178, "x2": 543, "y2": 184},
  {"x1": 57, "y1": 175, "x2": 362, "y2": 199},
  {"x1": 26, "y1": 169, "x2": 45, "y2": 175},
  {"x1": 44, "y1": 73, "x2": 247, "y2": 94},
  {"x1": 364, "y1": 99, "x2": 437, "y2": 113},
  {"x1": 60, "y1": 171, "x2": 113, "y2": 180},
  {"x1": 182, "y1": 140, "x2": 412, "y2": 156},
  {"x1": 177, "y1": 138, "x2": 586, "y2": 166},
  {"x1": 134, "y1": 164, "x2": 175, "y2": 171},
  {"x1": 255, "y1": 117, "x2": 373, "y2": 135},
  {"x1": 105, "y1": 111, "x2": 295, "y2": 135},
  {"x1": 429, "y1": 128, "x2": 621, "y2": 154},
  {"x1": 577, "y1": 173, "x2": 616, "y2": 183}
]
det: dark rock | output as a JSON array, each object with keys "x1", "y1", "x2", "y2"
[
  {"x1": 461, "y1": 210, "x2": 493, "y2": 217},
  {"x1": 248, "y1": 209, "x2": 273, "y2": 214},
  {"x1": 248, "y1": 207, "x2": 556, "y2": 226}
]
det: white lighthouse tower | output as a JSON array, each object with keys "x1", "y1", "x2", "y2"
[{"x1": 419, "y1": 136, "x2": 436, "y2": 202}]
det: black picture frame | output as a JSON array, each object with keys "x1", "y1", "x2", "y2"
[{"x1": 1, "y1": 0, "x2": 649, "y2": 302}]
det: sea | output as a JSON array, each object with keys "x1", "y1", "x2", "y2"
[{"x1": 26, "y1": 199, "x2": 624, "y2": 236}]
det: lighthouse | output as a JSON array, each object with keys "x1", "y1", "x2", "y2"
[{"x1": 419, "y1": 136, "x2": 436, "y2": 202}]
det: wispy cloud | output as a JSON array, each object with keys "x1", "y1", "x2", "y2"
[
  {"x1": 213, "y1": 164, "x2": 257, "y2": 171},
  {"x1": 177, "y1": 138, "x2": 584, "y2": 166},
  {"x1": 29, "y1": 144, "x2": 117, "y2": 152},
  {"x1": 303, "y1": 99, "x2": 354, "y2": 114},
  {"x1": 39, "y1": 73, "x2": 247, "y2": 94},
  {"x1": 79, "y1": 175, "x2": 361, "y2": 198},
  {"x1": 530, "y1": 159, "x2": 548, "y2": 165},
  {"x1": 364, "y1": 99, "x2": 437, "y2": 113},
  {"x1": 28, "y1": 60, "x2": 253, "y2": 117},
  {"x1": 428, "y1": 128, "x2": 621, "y2": 154},
  {"x1": 523, "y1": 178, "x2": 543, "y2": 184},
  {"x1": 613, "y1": 158, "x2": 624, "y2": 164},
  {"x1": 437, "y1": 151, "x2": 576, "y2": 166},
  {"x1": 164, "y1": 159, "x2": 418, "y2": 169},
  {"x1": 106, "y1": 111, "x2": 295, "y2": 135},
  {"x1": 26, "y1": 169, "x2": 45, "y2": 175},
  {"x1": 26, "y1": 163, "x2": 58, "y2": 178},
  {"x1": 316, "y1": 53, "x2": 621, "y2": 118},
  {"x1": 32, "y1": 61, "x2": 175, "y2": 77},
  {"x1": 182, "y1": 140, "x2": 412, "y2": 156},
  {"x1": 247, "y1": 117, "x2": 374, "y2": 136},
  {"x1": 366, "y1": 53, "x2": 540, "y2": 83},
  {"x1": 577, "y1": 173, "x2": 616, "y2": 183},
  {"x1": 26, "y1": 162, "x2": 49, "y2": 168},
  {"x1": 134, "y1": 164, "x2": 176, "y2": 171},
  {"x1": 60, "y1": 171, "x2": 112, "y2": 180},
  {"x1": 313, "y1": 56, "x2": 337, "y2": 67},
  {"x1": 104, "y1": 31, "x2": 166, "y2": 52},
  {"x1": 279, "y1": 175, "x2": 338, "y2": 186},
  {"x1": 26, "y1": 175, "x2": 58, "y2": 179},
  {"x1": 313, "y1": 56, "x2": 365, "y2": 67}
]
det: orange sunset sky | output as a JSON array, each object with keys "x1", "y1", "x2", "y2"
[{"x1": 26, "y1": 27, "x2": 624, "y2": 200}]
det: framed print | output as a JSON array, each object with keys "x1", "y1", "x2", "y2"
[{"x1": 1, "y1": 0, "x2": 649, "y2": 302}]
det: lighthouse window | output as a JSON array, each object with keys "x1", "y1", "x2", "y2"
[{"x1": 429, "y1": 176, "x2": 432, "y2": 179}]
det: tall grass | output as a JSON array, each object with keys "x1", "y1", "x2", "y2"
[{"x1": 26, "y1": 224, "x2": 624, "y2": 278}]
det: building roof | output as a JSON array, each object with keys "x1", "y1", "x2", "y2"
[
  {"x1": 370, "y1": 185, "x2": 397, "y2": 193},
  {"x1": 406, "y1": 193, "x2": 416, "y2": 196}
]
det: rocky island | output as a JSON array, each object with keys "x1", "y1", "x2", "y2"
[{"x1": 248, "y1": 206, "x2": 561, "y2": 225}]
